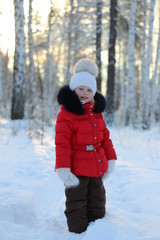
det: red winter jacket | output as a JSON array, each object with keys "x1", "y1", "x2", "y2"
[{"x1": 55, "y1": 86, "x2": 117, "y2": 177}]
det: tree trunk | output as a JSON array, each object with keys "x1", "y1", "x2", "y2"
[
  {"x1": 43, "y1": 8, "x2": 54, "y2": 123},
  {"x1": 118, "y1": 45, "x2": 127, "y2": 126},
  {"x1": 155, "y1": 70, "x2": 160, "y2": 121},
  {"x1": 11, "y1": 0, "x2": 26, "y2": 120},
  {"x1": 150, "y1": 5, "x2": 160, "y2": 123},
  {"x1": 0, "y1": 53, "x2": 2, "y2": 116},
  {"x1": 96, "y1": 0, "x2": 102, "y2": 91},
  {"x1": 66, "y1": 0, "x2": 74, "y2": 84},
  {"x1": 140, "y1": 0, "x2": 147, "y2": 128},
  {"x1": 106, "y1": 0, "x2": 118, "y2": 124},
  {"x1": 143, "y1": 0, "x2": 155, "y2": 129},
  {"x1": 2, "y1": 51, "x2": 9, "y2": 117},
  {"x1": 73, "y1": 0, "x2": 80, "y2": 64},
  {"x1": 44, "y1": 9, "x2": 53, "y2": 101},
  {"x1": 125, "y1": 0, "x2": 137, "y2": 127},
  {"x1": 28, "y1": 0, "x2": 37, "y2": 117}
]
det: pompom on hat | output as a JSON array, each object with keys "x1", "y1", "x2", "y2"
[{"x1": 69, "y1": 58, "x2": 98, "y2": 96}]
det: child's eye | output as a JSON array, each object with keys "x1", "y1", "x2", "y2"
[{"x1": 87, "y1": 89, "x2": 92, "y2": 92}]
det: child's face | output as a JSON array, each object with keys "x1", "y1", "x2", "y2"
[{"x1": 75, "y1": 86, "x2": 94, "y2": 103}]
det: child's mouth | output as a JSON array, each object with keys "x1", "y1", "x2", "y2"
[{"x1": 81, "y1": 97, "x2": 88, "y2": 101}]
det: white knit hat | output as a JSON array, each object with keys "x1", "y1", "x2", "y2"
[{"x1": 69, "y1": 58, "x2": 98, "y2": 96}]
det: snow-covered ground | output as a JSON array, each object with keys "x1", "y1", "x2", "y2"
[{"x1": 0, "y1": 119, "x2": 160, "y2": 240}]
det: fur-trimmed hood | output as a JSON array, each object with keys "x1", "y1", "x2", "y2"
[{"x1": 57, "y1": 85, "x2": 106, "y2": 115}]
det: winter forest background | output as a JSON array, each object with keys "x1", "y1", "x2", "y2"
[
  {"x1": 0, "y1": 1, "x2": 160, "y2": 239},
  {"x1": 0, "y1": 0, "x2": 160, "y2": 131}
]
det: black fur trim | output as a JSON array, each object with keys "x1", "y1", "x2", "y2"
[
  {"x1": 57, "y1": 85, "x2": 84, "y2": 114},
  {"x1": 94, "y1": 92, "x2": 106, "y2": 113},
  {"x1": 57, "y1": 85, "x2": 106, "y2": 114}
]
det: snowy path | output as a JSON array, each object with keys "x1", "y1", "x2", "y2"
[{"x1": 0, "y1": 120, "x2": 160, "y2": 240}]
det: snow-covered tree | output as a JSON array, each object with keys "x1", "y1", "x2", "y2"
[
  {"x1": 11, "y1": 0, "x2": 26, "y2": 120},
  {"x1": 2, "y1": 51, "x2": 9, "y2": 117},
  {"x1": 96, "y1": 0, "x2": 102, "y2": 91},
  {"x1": 139, "y1": 0, "x2": 147, "y2": 128},
  {"x1": 125, "y1": 0, "x2": 137, "y2": 127},
  {"x1": 0, "y1": 50, "x2": 10, "y2": 118},
  {"x1": 42, "y1": 7, "x2": 55, "y2": 124},
  {"x1": 0, "y1": 53, "x2": 2, "y2": 115},
  {"x1": 66, "y1": 0, "x2": 74, "y2": 84},
  {"x1": 151, "y1": 6, "x2": 160, "y2": 123},
  {"x1": 106, "y1": 0, "x2": 118, "y2": 125},
  {"x1": 1, "y1": 0, "x2": 160, "y2": 127},
  {"x1": 28, "y1": 0, "x2": 37, "y2": 117},
  {"x1": 115, "y1": 45, "x2": 127, "y2": 126},
  {"x1": 43, "y1": 8, "x2": 54, "y2": 100},
  {"x1": 155, "y1": 69, "x2": 160, "y2": 121},
  {"x1": 140, "y1": 0, "x2": 155, "y2": 129},
  {"x1": 73, "y1": 0, "x2": 80, "y2": 63}
]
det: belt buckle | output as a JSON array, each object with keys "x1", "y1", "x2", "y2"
[{"x1": 86, "y1": 144, "x2": 94, "y2": 151}]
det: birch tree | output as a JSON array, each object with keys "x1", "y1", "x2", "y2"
[
  {"x1": 155, "y1": 70, "x2": 160, "y2": 121},
  {"x1": 11, "y1": 0, "x2": 26, "y2": 120},
  {"x1": 140, "y1": 0, "x2": 147, "y2": 128},
  {"x1": 0, "y1": 53, "x2": 2, "y2": 116},
  {"x1": 150, "y1": 6, "x2": 160, "y2": 123},
  {"x1": 116, "y1": 45, "x2": 127, "y2": 126},
  {"x1": 43, "y1": 7, "x2": 54, "y2": 123},
  {"x1": 106, "y1": 0, "x2": 118, "y2": 124},
  {"x1": 73, "y1": 0, "x2": 80, "y2": 63},
  {"x1": 0, "y1": 51, "x2": 9, "y2": 117},
  {"x1": 2, "y1": 51, "x2": 9, "y2": 117},
  {"x1": 43, "y1": 8, "x2": 54, "y2": 101},
  {"x1": 96, "y1": 0, "x2": 102, "y2": 91},
  {"x1": 28, "y1": 0, "x2": 37, "y2": 117},
  {"x1": 125, "y1": 0, "x2": 137, "y2": 126},
  {"x1": 141, "y1": 0, "x2": 155, "y2": 129},
  {"x1": 154, "y1": 9, "x2": 160, "y2": 122},
  {"x1": 66, "y1": 0, "x2": 74, "y2": 83}
]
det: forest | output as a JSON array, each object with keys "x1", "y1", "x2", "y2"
[
  {"x1": 0, "y1": 0, "x2": 160, "y2": 130},
  {"x1": 0, "y1": 1, "x2": 160, "y2": 238}
]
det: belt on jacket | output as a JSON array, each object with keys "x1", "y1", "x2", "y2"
[{"x1": 72, "y1": 143, "x2": 101, "y2": 151}]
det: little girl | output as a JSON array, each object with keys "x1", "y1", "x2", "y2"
[{"x1": 55, "y1": 58, "x2": 117, "y2": 233}]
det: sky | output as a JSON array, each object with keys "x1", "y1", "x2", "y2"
[
  {"x1": 0, "y1": 0, "x2": 65, "y2": 56},
  {"x1": 0, "y1": 0, "x2": 15, "y2": 55}
]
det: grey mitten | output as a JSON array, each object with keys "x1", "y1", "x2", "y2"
[
  {"x1": 56, "y1": 168, "x2": 79, "y2": 188},
  {"x1": 103, "y1": 160, "x2": 116, "y2": 180}
]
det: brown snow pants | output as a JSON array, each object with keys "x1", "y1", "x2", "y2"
[{"x1": 65, "y1": 176, "x2": 106, "y2": 233}]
